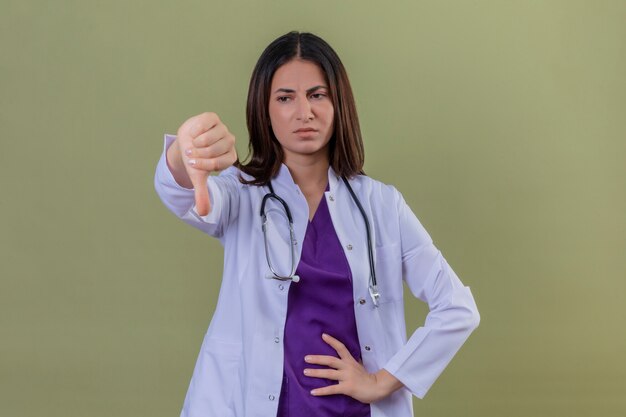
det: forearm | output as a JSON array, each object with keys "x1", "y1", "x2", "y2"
[{"x1": 384, "y1": 282, "x2": 479, "y2": 398}]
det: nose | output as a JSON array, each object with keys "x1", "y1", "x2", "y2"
[{"x1": 295, "y1": 96, "x2": 314, "y2": 121}]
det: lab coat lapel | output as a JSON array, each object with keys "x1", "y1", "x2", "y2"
[
  {"x1": 326, "y1": 168, "x2": 369, "y2": 300},
  {"x1": 269, "y1": 164, "x2": 309, "y2": 267}
]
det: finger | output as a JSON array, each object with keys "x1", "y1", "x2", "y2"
[
  {"x1": 311, "y1": 383, "x2": 343, "y2": 397},
  {"x1": 304, "y1": 355, "x2": 343, "y2": 369},
  {"x1": 185, "y1": 135, "x2": 233, "y2": 159},
  {"x1": 186, "y1": 112, "x2": 220, "y2": 138},
  {"x1": 303, "y1": 368, "x2": 341, "y2": 380},
  {"x1": 191, "y1": 174, "x2": 211, "y2": 216},
  {"x1": 192, "y1": 124, "x2": 228, "y2": 148},
  {"x1": 321, "y1": 333, "x2": 352, "y2": 360},
  {"x1": 187, "y1": 152, "x2": 235, "y2": 172}
]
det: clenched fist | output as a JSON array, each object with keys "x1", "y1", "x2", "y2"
[{"x1": 167, "y1": 112, "x2": 237, "y2": 216}]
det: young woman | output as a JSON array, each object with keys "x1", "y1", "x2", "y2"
[{"x1": 155, "y1": 31, "x2": 479, "y2": 417}]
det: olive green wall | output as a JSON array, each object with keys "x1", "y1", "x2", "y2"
[{"x1": 1, "y1": 1, "x2": 624, "y2": 416}]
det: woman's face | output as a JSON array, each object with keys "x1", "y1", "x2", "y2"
[{"x1": 268, "y1": 59, "x2": 335, "y2": 164}]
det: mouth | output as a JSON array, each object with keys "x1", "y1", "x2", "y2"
[{"x1": 293, "y1": 128, "x2": 318, "y2": 133}]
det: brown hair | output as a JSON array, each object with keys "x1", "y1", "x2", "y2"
[{"x1": 236, "y1": 31, "x2": 365, "y2": 185}]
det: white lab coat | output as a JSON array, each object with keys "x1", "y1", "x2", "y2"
[{"x1": 155, "y1": 135, "x2": 479, "y2": 417}]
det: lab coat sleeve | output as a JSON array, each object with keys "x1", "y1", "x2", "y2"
[
  {"x1": 382, "y1": 190, "x2": 480, "y2": 399},
  {"x1": 154, "y1": 134, "x2": 240, "y2": 238}
]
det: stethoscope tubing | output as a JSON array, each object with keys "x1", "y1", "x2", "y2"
[
  {"x1": 260, "y1": 183, "x2": 300, "y2": 282},
  {"x1": 341, "y1": 177, "x2": 379, "y2": 305},
  {"x1": 260, "y1": 177, "x2": 379, "y2": 306}
]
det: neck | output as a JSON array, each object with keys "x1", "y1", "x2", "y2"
[
  {"x1": 283, "y1": 153, "x2": 330, "y2": 191},
  {"x1": 283, "y1": 152, "x2": 330, "y2": 221}
]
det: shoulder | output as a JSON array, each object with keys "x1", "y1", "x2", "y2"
[
  {"x1": 353, "y1": 175, "x2": 434, "y2": 247},
  {"x1": 217, "y1": 165, "x2": 243, "y2": 179},
  {"x1": 349, "y1": 174, "x2": 404, "y2": 207},
  {"x1": 214, "y1": 166, "x2": 251, "y2": 188}
]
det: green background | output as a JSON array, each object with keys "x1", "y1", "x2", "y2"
[{"x1": 1, "y1": 1, "x2": 625, "y2": 416}]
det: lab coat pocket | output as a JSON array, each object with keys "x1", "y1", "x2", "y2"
[
  {"x1": 187, "y1": 338, "x2": 243, "y2": 416},
  {"x1": 374, "y1": 243, "x2": 403, "y2": 303}
]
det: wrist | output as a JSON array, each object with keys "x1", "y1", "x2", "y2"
[
  {"x1": 166, "y1": 139, "x2": 193, "y2": 189},
  {"x1": 373, "y1": 369, "x2": 403, "y2": 400}
]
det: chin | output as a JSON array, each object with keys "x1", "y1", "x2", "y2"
[{"x1": 284, "y1": 144, "x2": 330, "y2": 159}]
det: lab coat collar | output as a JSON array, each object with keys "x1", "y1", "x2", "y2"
[
  {"x1": 328, "y1": 166, "x2": 363, "y2": 195},
  {"x1": 327, "y1": 166, "x2": 340, "y2": 193},
  {"x1": 273, "y1": 163, "x2": 298, "y2": 191},
  {"x1": 272, "y1": 163, "x2": 360, "y2": 194}
]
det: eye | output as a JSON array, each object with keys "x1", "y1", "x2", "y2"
[
  {"x1": 310, "y1": 92, "x2": 327, "y2": 100},
  {"x1": 276, "y1": 96, "x2": 292, "y2": 103}
]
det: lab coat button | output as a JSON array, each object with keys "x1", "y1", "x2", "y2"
[
  {"x1": 274, "y1": 337, "x2": 280, "y2": 343},
  {"x1": 269, "y1": 394, "x2": 275, "y2": 401},
  {"x1": 346, "y1": 244, "x2": 353, "y2": 250},
  {"x1": 278, "y1": 284, "x2": 284, "y2": 291},
  {"x1": 359, "y1": 298, "x2": 366, "y2": 305},
  {"x1": 329, "y1": 195, "x2": 335, "y2": 201},
  {"x1": 364, "y1": 345, "x2": 371, "y2": 351}
]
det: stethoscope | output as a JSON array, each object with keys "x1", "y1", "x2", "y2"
[{"x1": 260, "y1": 177, "x2": 380, "y2": 307}]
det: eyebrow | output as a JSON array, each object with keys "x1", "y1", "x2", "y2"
[{"x1": 273, "y1": 85, "x2": 328, "y2": 94}]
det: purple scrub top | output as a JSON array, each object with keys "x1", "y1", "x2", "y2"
[{"x1": 276, "y1": 194, "x2": 371, "y2": 417}]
